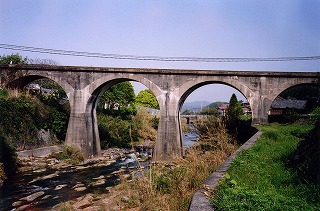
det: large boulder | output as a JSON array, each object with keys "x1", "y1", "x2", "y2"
[{"x1": 35, "y1": 129, "x2": 58, "y2": 147}]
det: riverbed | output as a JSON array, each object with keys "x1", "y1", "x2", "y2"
[{"x1": 0, "y1": 132, "x2": 198, "y2": 210}]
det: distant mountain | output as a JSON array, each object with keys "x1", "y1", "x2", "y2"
[{"x1": 181, "y1": 101, "x2": 211, "y2": 112}]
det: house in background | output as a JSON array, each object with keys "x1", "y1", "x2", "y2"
[
  {"x1": 218, "y1": 104, "x2": 229, "y2": 116},
  {"x1": 241, "y1": 101, "x2": 251, "y2": 115},
  {"x1": 269, "y1": 96, "x2": 307, "y2": 115}
]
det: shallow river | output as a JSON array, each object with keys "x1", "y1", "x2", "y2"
[{"x1": 0, "y1": 132, "x2": 198, "y2": 210}]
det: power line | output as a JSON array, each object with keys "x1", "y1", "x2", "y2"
[{"x1": 1, "y1": 43, "x2": 320, "y2": 63}]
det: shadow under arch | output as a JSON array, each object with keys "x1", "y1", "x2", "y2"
[
  {"x1": 268, "y1": 83, "x2": 320, "y2": 123},
  {"x1": 85, "y1": 75, "x2": 162, "y2": 155}
]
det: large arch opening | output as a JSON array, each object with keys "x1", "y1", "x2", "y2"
[
  {"x1": 87, "y1": 79, "x2": 159, "y2": 157},
  {"x1": 0, "y1": 76, "x2": 70, "y2": 150},
  {"x1": 268, "y1": 83, "x2": 320, "y2": 123},
  {"x1": 179, "y1": 83, "x2": 255, "y2": 150}
]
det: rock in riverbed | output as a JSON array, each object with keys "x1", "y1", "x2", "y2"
[{"x1": 20, "y1": 191, "x2": 45, "y2": 202}]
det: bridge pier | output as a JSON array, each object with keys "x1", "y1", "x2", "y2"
[
  {"x1": 65, "y1": 90, "x2": 101, "y2": 158},
  {"x1": 249, "y1": 78, "x2": 273, "y2": 125},
  {"x1": 153, "y1": 92, "x2": 183, "y2": 161},
  {"x1": 251, "y1": 97, "x2": 270, "y2": 125}
]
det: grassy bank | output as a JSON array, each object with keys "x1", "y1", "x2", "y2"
[{"x1": 212, "y1": 122, "x2": 320, "y2": 210}]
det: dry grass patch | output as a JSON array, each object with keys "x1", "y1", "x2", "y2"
[
  {"x1": 116, "y1": 117, "x2": 237, "y2": 210},
  {"x1": 117, "y1": 148, "x2": 236, "y2": 210}
]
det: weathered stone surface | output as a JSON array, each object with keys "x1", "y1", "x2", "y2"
[
  {"x1": 35, "y1": 129, "x2": 58, "y2": 146},
  {"x1": 12, "y1": 201, "x2": 22, "y2": 207},
  {"x1": 41, "y1": 195, "x2": 51, "y2": 200},
  {"x1": 91, "y1": 179, "x2": 105, "y2": 186},
  {"x1": 92, "y1": 175, "x2": 105, "y2": 180},
  {"x1": 16, "y1": 204, "x2": 31, "y2": 211},
  {"x1": 72, "y1": 183, "x2": 85, "y2": 189},
  {"x1": 73, "y1": 194, "x2": 94, "y2": 209},
  {"x1": 29, "y1": 171, "x2": 59, "y2": 184},
  {"x1": 17, "y1": 145, "x2": 63, "y2": 158},
  {"x1": 54, "y1": 184, "x2": 67, "y2": 190},
  {"x1": 74, "y1": 186, "x2": 87, "y2": 192},
  {"x1": 20, "y1": 191, "x2": 45, "y2": 202}
]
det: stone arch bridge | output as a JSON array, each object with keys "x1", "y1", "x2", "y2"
[{"x1": 0, "y1": 64, "x2": 318, "y2": 161}]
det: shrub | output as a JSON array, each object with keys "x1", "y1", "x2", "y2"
[
  {"x1": 0, "y1": 91, "x2": 68, "y2": 149},
  {"x1": 53, "y1": 145, "x2": 84, "y2": 165},
  {"x1": 194, "y1": 117, "x2": 236, "y2": 151},
  {"x1": 310, "y1": 107, "x2": 320, "y2": 124},
  {"x1": 287, "y1": 119, "x2": 320, "y2": 184},
  {"x1": 0, "y1": 89, "x2": 8, "y2": 97},
  {"x1": 131, "y1": 108, "x2": 157, "y2": 143},
  {"x1": 98, "y1": 114, "x2": 138, "y2": 148},
  {"x1": 0, "y1": 135, "x2": 17, "y2": 179},
  {"x1": 282, "y1": 108, "x2": 300, "y2": 123}
]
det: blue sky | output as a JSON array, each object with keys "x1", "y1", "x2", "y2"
[{"x1": 1, "y1": 1, "x2": 320, "y2": 102}]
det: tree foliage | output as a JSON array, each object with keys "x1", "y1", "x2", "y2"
[
  {"x1": 98, "y1": 82, "x2": 136, "y2": 119},
  {"x1": 200, "y1": 107, "x2": 218, "y2": 115},
  {"x1": 0, "y1": 135, "x2": 17, "y2": 179},
  {"x1": 98, "y1": 114, "x2": 138, "y2": 148},
  {"x1": 136, "y1": 89, "x2": 159, "y2": 109},
  {"x1": 0, "y1": 93, "x2": 68, "y2": 149},
  {"x1": 0, "y1": 53, "x2": 28, "y2": 65},
  {"x1": 226, "y1": 94, "x2": 242, "y2": 134}
]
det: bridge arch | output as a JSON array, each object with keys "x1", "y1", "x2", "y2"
[
  {"x1": 75, "y1": 74, "x2": 163, "y2": 157},
  {"x1": 177, "y1": 77, "x2": 252, "y2": 109},
  {"x1": 178, "y1": 81, "x2": 250, "y2": 110},
  {"x1": 176, "y1": 82, "x2": 251, "y2": 155},
  {"x1": 268, "y1": 82, "x2": 319, "y2": 120},
  {"x1": 4, "y1": 74, "x2": 74, "y2": 99},
  {"x1": 269, "y1": 81, "x2": 319, "y2": 105}
]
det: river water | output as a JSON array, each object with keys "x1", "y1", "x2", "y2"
[{"x1": 0, "y1": 131, "x2": 199, "y2": 210}]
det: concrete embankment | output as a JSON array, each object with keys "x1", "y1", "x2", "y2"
[
  {"x1": 189, "y1": 130, "x2": 262, "y2": 211},
  {"x1": 17, "y1": 145, "x2": 63, "y2": 158}
]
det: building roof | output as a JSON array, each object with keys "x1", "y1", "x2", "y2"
[{"x1": 271, "y1": 97, "x2": 307, "y2": 109}]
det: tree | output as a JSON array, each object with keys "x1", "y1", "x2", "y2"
[
  {"x1": 98, "y1": 81, "x2": 136, "y2": 118},
  {"x1": 226, "y1": 93, "x2": 243, "y2": 134},
  {"x1": 200, "y1": 106, "x2": 218, "y2": 116},
  {"x1": 0, "y1": 53, "x2": 28, "y2": 65},
  {"x1": 28, "y1": 58, "x2": 59, "y2": 65},
  {"x1": 135, "y1": 89, "x2": 159, "y2": 109},
  {"x1": 227, "y1": 94, "x2": 242, "y2": 118}
]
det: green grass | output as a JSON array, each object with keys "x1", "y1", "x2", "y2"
[{"x1": 211, "y1": 122, "x2": 320, "y2": 211}]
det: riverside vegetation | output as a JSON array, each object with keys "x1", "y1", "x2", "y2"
[
  {"x1": 211, "y1": 109, "x2": 320, "y2": 210},
  {"x1": 56, "y1": 117, "x2": 240, "y2": 210}
]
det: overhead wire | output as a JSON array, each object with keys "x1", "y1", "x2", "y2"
[{"x1": 1, "y1": 43, "x2": 320, "y2": 63}]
